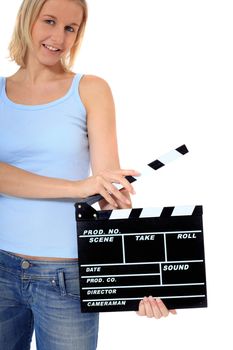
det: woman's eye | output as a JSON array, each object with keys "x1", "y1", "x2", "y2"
[
  {"x1": 65, "y1": 26, "x2": 75, "y2": 33},
  {"x1": 45, "y1": 19, "x2": 55, "y2": 25}
]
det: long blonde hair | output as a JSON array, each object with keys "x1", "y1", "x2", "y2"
[{"x1": 8, "y1": 0, "x2": 88, "y2": 72}]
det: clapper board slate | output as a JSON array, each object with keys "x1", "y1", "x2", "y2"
[{"x1": 75, "y1": 145, "x2": 207, "y2": 312}]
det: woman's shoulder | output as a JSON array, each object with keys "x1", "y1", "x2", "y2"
[
  {"x1": 80, "y1": 74, "x2": 112, "y2": 93},
  {"x1": 79, "y1": 74, "x2": 113, "y2": 109}
]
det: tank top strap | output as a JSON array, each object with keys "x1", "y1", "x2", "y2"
[
  {"x1": 70, "y1": 73, "x2": 84, "y2": 93},
  {"x1": 0, "y1": 77, "x2": 4, "y2": 95},
  {"x1": 70, "y1": 73, "x2": 86, "y2": 116},
  {"x1": 0, "y1": 77, "x2": 4, "y2": 104}
]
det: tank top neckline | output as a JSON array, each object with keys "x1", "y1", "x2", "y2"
[{"x1": 1, "y1": 73, "x2": 80, "y2": 111}]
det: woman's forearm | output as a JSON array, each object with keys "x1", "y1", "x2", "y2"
[
  {"x1": 0, "y1": 162, "x2": 138, "y2": 207},
  {"x1": 0, "y1": 162, "x2": 76, "y2": 199}
]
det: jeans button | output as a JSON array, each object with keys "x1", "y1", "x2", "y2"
[{"x1": 21, "y1": 260, "x2": 30, "y2": 269}]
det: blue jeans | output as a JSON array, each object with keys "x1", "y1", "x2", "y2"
[{"x1": 0, "y1": 249, "x2": 99, "y2": 350}]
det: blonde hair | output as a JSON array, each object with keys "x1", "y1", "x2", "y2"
[{"x1": 8, "y1": 0, "x2": 88, "y2": 72}]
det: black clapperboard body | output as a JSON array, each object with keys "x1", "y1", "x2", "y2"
[{"x1": 75, "y1": 145, "x2": 207, "y2": 312}]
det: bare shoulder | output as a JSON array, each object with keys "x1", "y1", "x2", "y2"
[
  {"x1": 79, "y1": 75, "x2": 114, "y2": 111},
  {"x1": 80, "y1": 74, "x2": 112, "y2": 93}
]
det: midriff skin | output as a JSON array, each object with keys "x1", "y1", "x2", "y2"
[{"x1": 13, "y1": 253, "x2": 78, "y2": 261}]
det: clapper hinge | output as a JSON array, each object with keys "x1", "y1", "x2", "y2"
[{"x1": 75, "y1": 202, "x2": 99, "y2": 220}]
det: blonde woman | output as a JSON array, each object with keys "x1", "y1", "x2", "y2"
[{"x1": 0, "y1": 0, "x2": 176, "y2": 349}]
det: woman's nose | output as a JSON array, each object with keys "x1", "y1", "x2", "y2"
[{"x1": 50, "y1": 27, "x2": 65, "y2": 46}]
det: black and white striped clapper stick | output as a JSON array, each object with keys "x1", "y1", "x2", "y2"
[{"x1": 81, "y1": 144, "x2": 189, "y2": 206}]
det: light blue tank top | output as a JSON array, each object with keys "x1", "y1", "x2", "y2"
[{"x1": 0, "y1": 74, "x2": 89, "y2": 258}]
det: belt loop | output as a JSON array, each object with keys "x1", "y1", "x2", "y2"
[{"x1": 57, "y1": 269, "x2": 66, "y2": 296}]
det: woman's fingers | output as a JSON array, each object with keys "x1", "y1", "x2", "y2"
[
  {"x1": 104, "y1": 181, "x2": 131, "y2": 205},
  {"x1": 101, "y1": 170, "x2": 139, "y2": 195},
  {"x1": 97, "y1": 181, "x2": 129, "y2": 207},
  {"x1": 92, "y1": 169, "x2": 140, "y2": 206},
  {"x1": 146, "y1": 297, "x2": 162, "y2": 319},
  {"x1": 100, "y1": 189, "x2": 132, "y2": 210},
  {"x1": 137, "y1": 299, "x2": 146, "y2": 316},
  {"x1": 112, "y1": 169, "x2": 141, "y2": 177},
  {"x1": 137, "y1": 297, "x2": 161, "y2": 319},
  {"x1": 142, "y1": 297, "x2": 155, "y2": 318},
  {"x1": 77, "y1": 169, "x2": 140, "y2": 207},
  {"x1": 169, "y1": 309, "x2": 177, "y2": 315},
  {"x1": 154, "y1": 297, "x2": 169, "y2": 317},
  {"x1": 99, "y1": 188, "x2": 118, "y2": 208},
  {"x1": 137, "y1": 296, "x2": 177, "y2": 319}
]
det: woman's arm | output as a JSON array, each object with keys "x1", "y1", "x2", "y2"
[
  {"x1": 80, "y1": 74, "x2": 135, "y2": 209},
  {"x1": 0, "y1": 162, "x2": 75, "y2": 198},
  {"x1": 0, "y1": 161, "x2": 137, "y2": 203}
]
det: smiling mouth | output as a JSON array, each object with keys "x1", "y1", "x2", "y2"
[{"x1": 42, "y1": 44, "x2": 61, "y2": 52}]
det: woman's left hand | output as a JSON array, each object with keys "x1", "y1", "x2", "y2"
[{"x1": 137, "y1": 296, "x2": 177, "y2": 319}]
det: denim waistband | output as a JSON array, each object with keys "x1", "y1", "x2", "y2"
[{"x1": 0, "y1": 249, "x2": 79, "y2": 278}]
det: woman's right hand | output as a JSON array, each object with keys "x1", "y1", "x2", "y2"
[{"x1": 75, "y1": 169, "x2": 140, "y2": 207}]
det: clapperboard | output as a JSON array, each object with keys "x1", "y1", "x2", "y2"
[{"x1": 75, "y1": 145, "x2": 207, "y2": 312}]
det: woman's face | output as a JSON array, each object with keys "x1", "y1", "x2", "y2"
[{"x1": 29, "y1": 0, "x2": 83, "y2": 67}]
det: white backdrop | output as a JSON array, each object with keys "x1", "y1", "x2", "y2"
[{"x1": 0, "y1": 1, "x2": 232, "y2": 349}]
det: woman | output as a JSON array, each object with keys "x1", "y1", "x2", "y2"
[{"x1": 0, "y1": 0, "x2": 176, "y2": 349}]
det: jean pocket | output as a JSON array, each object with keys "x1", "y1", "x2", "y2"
[{"x1": 56, "y1": 269, "x2": 80, "y2": 300}]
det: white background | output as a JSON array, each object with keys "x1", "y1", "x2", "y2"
[{"x1": 1, "y1": 0, "x2": 232, "y2": 349}]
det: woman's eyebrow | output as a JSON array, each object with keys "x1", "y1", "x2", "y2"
[{"x1": 42, "y1": 14, "x2": 80, "y2": 26}]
